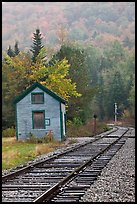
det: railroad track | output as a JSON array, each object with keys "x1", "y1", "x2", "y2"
[{"x1": 2, "y1": 126, "x2": 130, "y2": 202}]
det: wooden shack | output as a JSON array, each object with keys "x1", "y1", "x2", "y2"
[{"x1": 14, "y1": 82, "x2": 66, "y2": 141}]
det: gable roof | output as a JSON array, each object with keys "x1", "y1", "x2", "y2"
[{"x1": 14, "y1": 82, "x2": 66, "y2": 104}]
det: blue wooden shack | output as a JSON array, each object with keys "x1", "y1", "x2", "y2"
[{"x1": 14, "y1": 82, "x2": 66, "y2": 141}]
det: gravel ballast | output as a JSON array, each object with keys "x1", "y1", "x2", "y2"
[
  {"x1": 80, "y1": 129, "x2": 135, "y2": 202},
  {"x1": 3, "y1": 127, "x2": 135, "y2": 202}
]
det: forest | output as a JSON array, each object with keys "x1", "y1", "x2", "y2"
[
  {"x1": 2, "y1": 2, "x2": 135, "y2": 51},
  {"x1": 2, "y1": 2, "x2": 135, "y2": 131}
]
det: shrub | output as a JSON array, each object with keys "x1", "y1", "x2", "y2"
[
  {"x1": 101, "y1": 123, "x2": 110, "y2": 132},
  {"x1": 73, "y1": 117, "x2": 83, "y2": 126},
  {"x1": 27, "y1": 131, "x2": 54, "y2": 143},
  {"x1": 66, "y1": 120, "x2": 73, "y2": 126},
  {"x1": 2, "y1": 127, "x2": 16, "y2": 137},
  {"x1": 35, "y1": 143, "x2": 55, "y2": 156},
  {"x1": 43, "y1": 131, "x2": 54, "y2": 143},
  {"x1": 27, "y1": 132, "x2": 38, "y2": 143}
]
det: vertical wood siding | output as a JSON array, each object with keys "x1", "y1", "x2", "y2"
[{"x1": 16, "y1": 87, "x2": 63, "y2": 141}]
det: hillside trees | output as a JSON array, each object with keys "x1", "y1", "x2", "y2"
[
  {"x1": 128, "y1": 81, "x2": 135, "y2": 117},
  {"x1": 2, "y1": 2, "x2": 135, "y2": 51},
  {"x1": 103, "y1": 41, "x2": 125, "y2": 69},
  {"x1": 96, "y1": 41, "x2": 135, "y2": 120},
  {"x1": 78, "y1": 40, "x2": 135, "y2": 121},
  {"x1": 83, "y1": 45, "x2": 105, "y2": 120},
  {"x1": 103, "y1": 70, "x2": 127, "y2": 119}
]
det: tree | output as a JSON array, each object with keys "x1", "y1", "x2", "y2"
[
  {"x1": 7, "y1": 45, "x2": 15, "y2": 57},
  {"x1": 7, "y1": 41, "x2": 20, "y2": 57},
  {"x1": 2, "y1": 48, "x2": 81, "y2": 128},
  {"x1": 84, "y1": 45, "x2": 102, "y2": 87},
  {"x1": 104, "y1": 71, "x2": 127, "y2": 119},
  {"x1": 30, "y1": 28, "x2": 44, "y2": 62},
  {"x1": 103, "y1": 41, "x2": 125, "y2": 69},
  {"x1": 2, "y1": 61, "x2": 15, "y2": 128},
  {"x1": 14, "y1": 41, "x2": 20, "y2": 55},
  {"x1": 128, "y1": 82, "x2": 135, "y2": 117},
  {"x1": 29, "y1": 47, "x2": 81, "y2": 101},
  {"x1": 56, "y1": 27, "x2": 68, "y2": 45},
  {"x1": 50, "y1": 44, "x2": 96, "y2": 122}
]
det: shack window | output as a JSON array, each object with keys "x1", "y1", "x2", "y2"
[
  {"x1": 33, "y1": 111, "x2": 45, "y2": 129},
  {"x1": 31, "y1": 93, "x2": 44, "y2": 104}
]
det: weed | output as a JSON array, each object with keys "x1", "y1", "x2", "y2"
[
  {"x1": 2, "y1": 127, "x2": 16, "y2": 137},
  {"x1": 27, "y1": 132, "x2": 38, "y2": 143},
  {"x1": 35, "y1": 144, "x2": 54, "y2": 156}
]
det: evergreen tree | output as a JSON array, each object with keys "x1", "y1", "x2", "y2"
[
  {"x1": 30, "y1": 28, "x2": 44, "y2": 62},
  {"x1": 50, "y1": 44, "x2": 96, "y2": 122},
  {"x1": 7, "y1": 45, "x2": 15, "y2": 57},
  {"x1": 14, "y1": 41, "x2": 20, "y2": 55},
  {"x1": 105, "y1": 71, "x2": 127, "y2": 119}
]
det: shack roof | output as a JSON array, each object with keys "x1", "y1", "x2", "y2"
[{"x1": 14, "y1": 82, "x2": 66, "y2": 104}]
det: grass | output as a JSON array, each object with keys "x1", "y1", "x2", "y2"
[
  {"x1": 2, "y1": 120, "x2": 112, "y2": 171},
  {"x1": 2, "y1": 137, "x2": 63, "y2": 170},
  {"x1": 67, "y1": 119, "x2": 110, "y2": 137}
]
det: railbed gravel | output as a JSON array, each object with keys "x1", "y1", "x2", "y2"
[
  {"x1": 80, "y1": 131, "x2": 135, "y2": 202},
  {"x1": 3, "y1": 127, "x2": 135, "y2": 202}
]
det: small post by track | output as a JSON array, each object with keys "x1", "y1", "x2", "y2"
[
  {"x1": 114, "y1": 103, "x2": 118, "y2": 124},
  {"x1": 93, "y1": 114, "x2": 97, "y2": 135}
]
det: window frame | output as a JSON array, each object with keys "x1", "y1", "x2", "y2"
[
  {"x1": 31, "y1": 92, "x2": 44, "y2": 104},
  {"x1": 45, "y1": 118, "x2": 50, "y2": 126},
  {"x1": 32, "y1": 110, "x2": 45, "y2": 129}
]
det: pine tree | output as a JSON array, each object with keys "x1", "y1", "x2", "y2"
[
  {"x1": 14, "y1": 41, "x2": 20, "y2": 55},
  {"x1": 30, "y1": 28, "x2": 44, "y2": 62},
  {"x1": 7, "y1": 45, "x2": 15, "y2": 57},
  {"x1": 105, "y1": 71, "x2": 127, "y2": 119}
]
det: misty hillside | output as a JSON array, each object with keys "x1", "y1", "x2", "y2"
[{"x1": 2, "y1": 2, "x2": 135, "y2": 51}]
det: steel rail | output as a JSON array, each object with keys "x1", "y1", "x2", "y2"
[
  {"x1": 2, "y1": 127, "x2": 128, "y2": 202},
  {"x1": 2, "y1": 127, "x2": 118, "y2": 182},
  {"x1": 33, "y1": 127, "x2": 129, "y2": 202}
]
